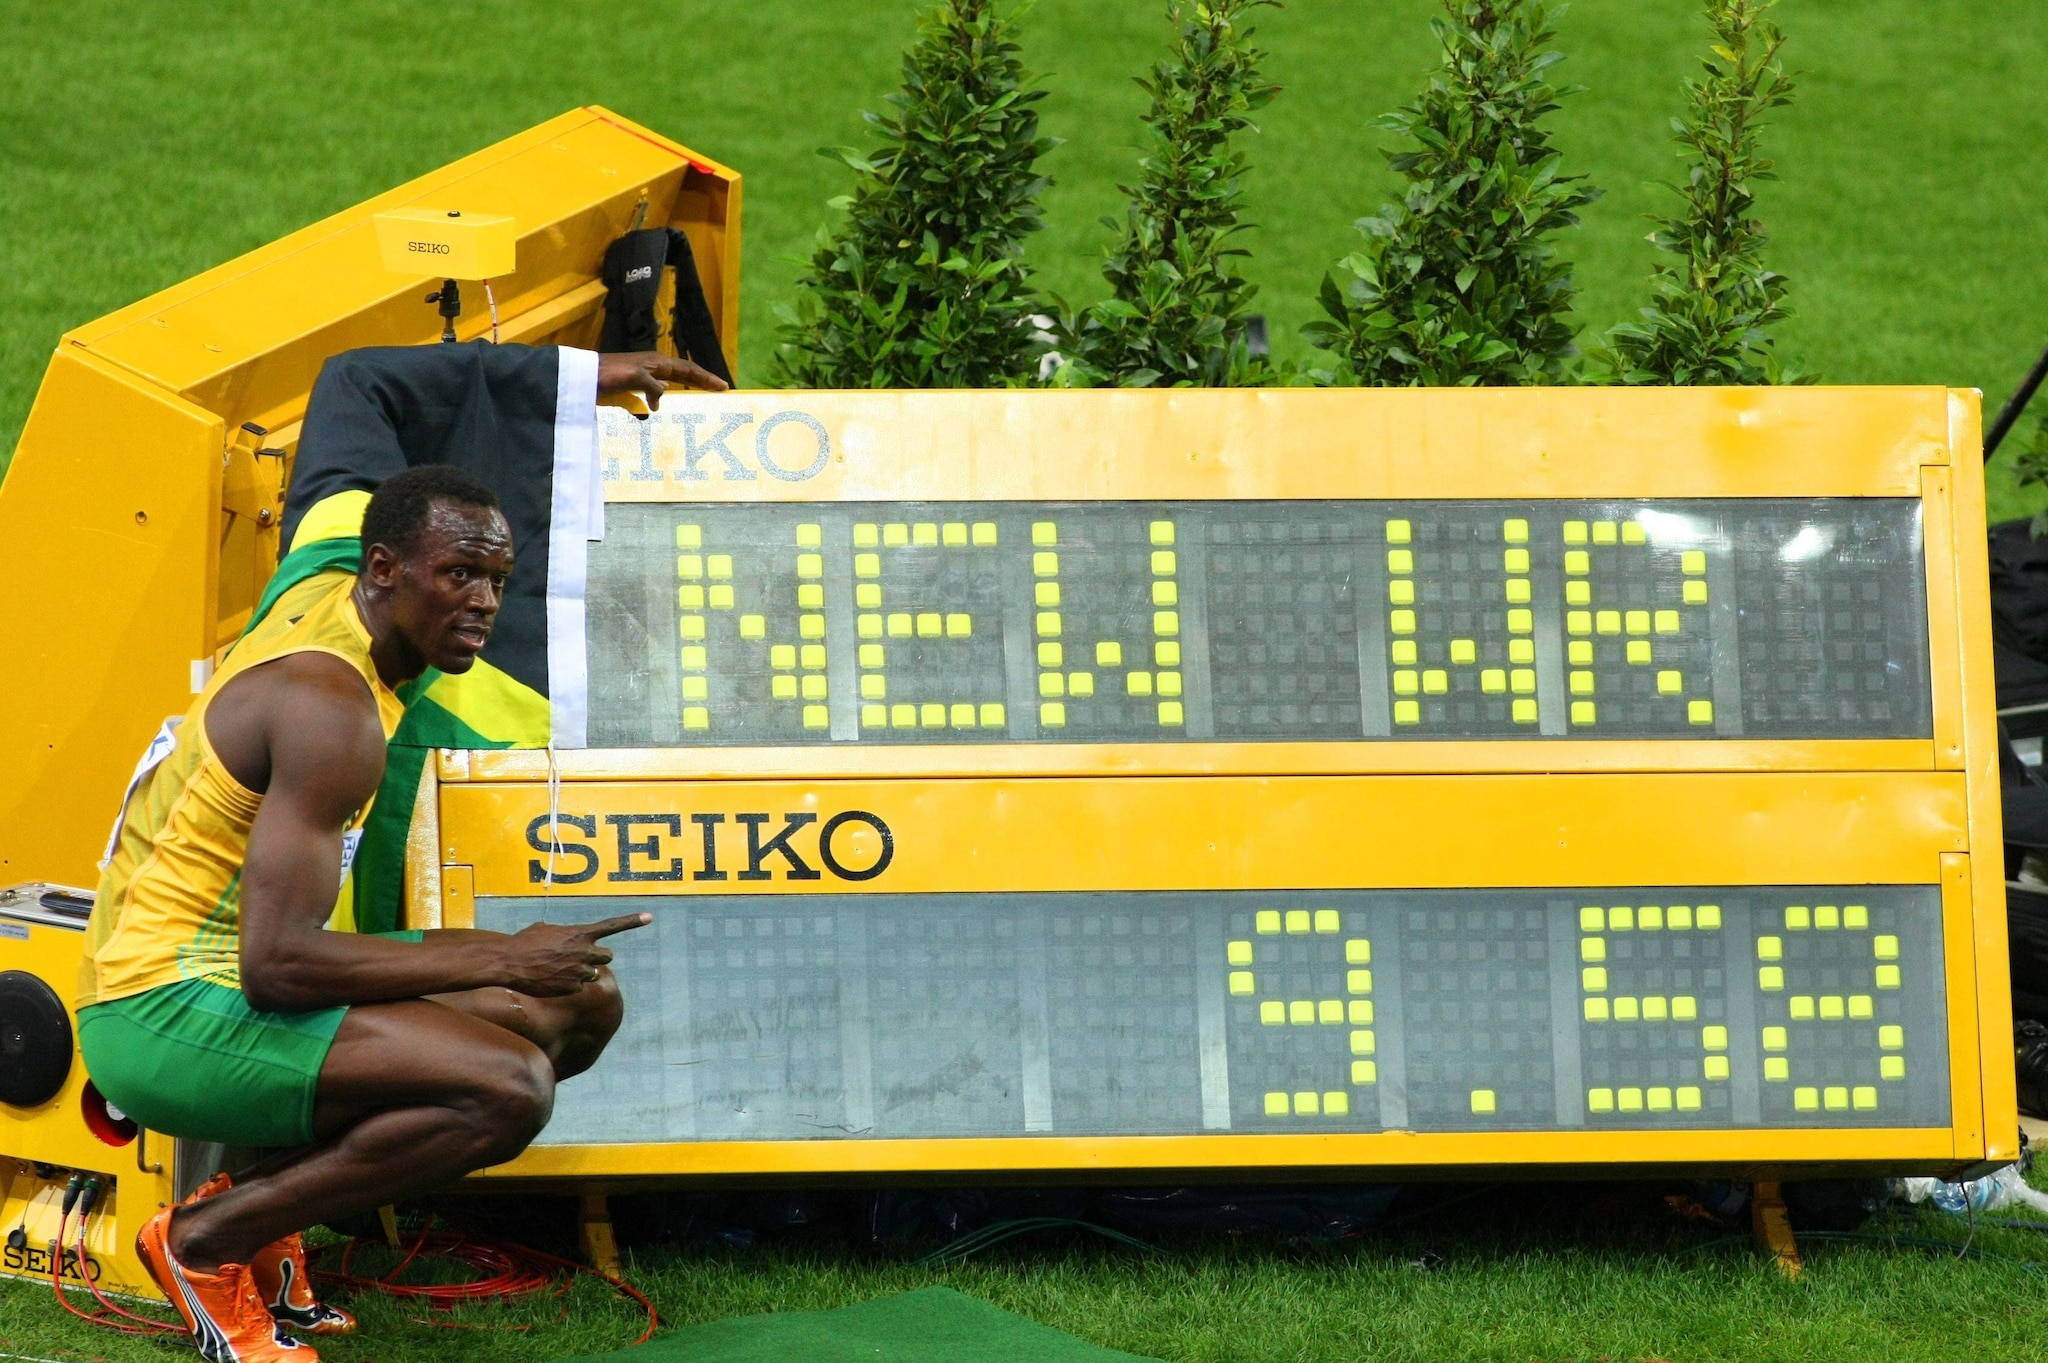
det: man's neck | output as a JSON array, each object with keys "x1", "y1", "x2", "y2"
[{"x1": 351, "y1": 583, "x2": 427, "y2": 690}]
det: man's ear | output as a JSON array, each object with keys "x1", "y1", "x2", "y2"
[{"x1": 362, "y1": 542, "x2": 403, "y2": 589}]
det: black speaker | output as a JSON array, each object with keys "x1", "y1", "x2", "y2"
[{"x1": 0, "y1": 969, "x2": 73, "y2": 1108}]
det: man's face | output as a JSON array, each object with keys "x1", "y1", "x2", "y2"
[{"x1": 368, "y1": 500, "x2": 514, "y2": 674}]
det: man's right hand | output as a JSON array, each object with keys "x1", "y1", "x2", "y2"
[{"x1": 496, "y1": 913, "x2": 653, "y2": 997}]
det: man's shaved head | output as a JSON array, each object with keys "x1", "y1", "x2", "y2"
[{"x1": 360, "y1": 465, "x2": 502, "y2": 560}]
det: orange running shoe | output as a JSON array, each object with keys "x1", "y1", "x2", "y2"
[
  {"x1": 186, "y1": 1173, "x2": 233, "y2": 1204},
  {"x1": 180, "y1": 1173, "x2": 355, "y2": 1336},
  {"x1": 251, "y1": 1233, "x2": 355, "y2": 1336},
  {"x1": 135, "y1": 1204, "x2": 317, "y2": 1363}
]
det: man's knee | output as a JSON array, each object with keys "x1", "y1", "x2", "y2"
[
  {"x1": 576, "y1": 968, "x2": 625, "y2": 1042},
  {"x1": 550, "y1": 969, "x2": 625, "y2": 1081},
  {"x1": 466, "y1": 1043, "x2": 555, "y2": 1163}
]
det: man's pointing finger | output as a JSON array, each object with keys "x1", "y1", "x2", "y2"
[
  {"x1": 582, "y1": 912, "x2": 655, "y2": 940},
  {"x1": 655, "y1": 355, "x2": 729, "y2": 393}
]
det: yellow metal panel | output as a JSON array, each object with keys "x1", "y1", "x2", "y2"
[
  {"x1": 1923, "y1": 466, "x2": 1965, "y2": 769},
  {"x1": 0, "y1": 1164, "x2": 171, "y2": 1300},
  {"x1": 0, "y1": 349, "x2": 222, "y2": 887},
  {"x1": 403, "y1": 755, "x2": 443, "y2": 930},
  {"x1": 1946, "y1": 392, "x2": 2017, "y2": 1160},
  {"x1": 1940, "y1": 854, "x2": 1984, "y2": 1160},
  {"x1": 598, "y1": 387, "x2": 1950, "y2": 504},
  {"x1": 442, "y1": 773, "x2": 1964, "y2": 897},
  {"x1": 442, "y1": 864, "x2": 476, "y2": 929},
  {"x1": 452, "y1": 738, "x2": 1936, "y2": 785},
  {"x1": 476, "y1": 1125, "x2": 1961, "y2": 1181},
  {"x1": 75, "y1": 108, "x2": 740, "y2": 433}
]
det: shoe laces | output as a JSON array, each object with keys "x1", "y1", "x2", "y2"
[{"x1": 221, "y1": 1261, "x2": 300, "y2": 1348}]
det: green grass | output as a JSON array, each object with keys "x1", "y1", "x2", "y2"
[
  {"x1": 7, "y1": 1187, "x2": 2048, "y2": 1362},
  {"x1": 4, "y1": 0, "x2": 2047, "y2": 509}
]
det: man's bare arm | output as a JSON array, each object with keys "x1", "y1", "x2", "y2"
[{"x1": 233, "y1": 655, "x2": 645, "y2": 1011}]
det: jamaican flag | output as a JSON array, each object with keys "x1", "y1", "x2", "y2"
[{"x1": 263, "y1": 341, "x2": 603, "y2": 932}]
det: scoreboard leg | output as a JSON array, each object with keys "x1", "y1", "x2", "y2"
[
  {"x1": 1750, "y1": 1180, "x2": 1802, "y2": 1280},
  {"x1": 580, "y1": 1193, "x2": 623, "y2": 1279}
]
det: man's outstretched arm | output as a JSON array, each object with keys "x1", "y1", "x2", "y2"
[{"x1": 233, "y1": 654, "x2": 644, "y2": 1012}]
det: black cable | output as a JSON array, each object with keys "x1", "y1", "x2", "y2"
[
  {"x1": 910, "y1": 1218, "x2": 1162, "y2": 1266},
  {"x1": 1987, "y1": 339, "x2": 2048, "y2": 462}
]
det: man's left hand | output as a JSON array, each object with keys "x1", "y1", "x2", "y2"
[{"x1": 597, "y1": 351, "x2": 730, "y2": 408}]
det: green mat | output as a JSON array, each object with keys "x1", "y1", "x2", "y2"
[{"x1": 564, "y1": 1286, "x2": 1160, "y2": 1363}]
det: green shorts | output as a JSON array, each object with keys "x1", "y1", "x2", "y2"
[{"x1": 78, "y1": 932, "x2": 424, "y2": 1148}]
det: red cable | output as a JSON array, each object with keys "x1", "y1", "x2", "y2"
[
  {"x1": 75, "y1": 1210, "x2": 182, "y2": 1334},
  {"x1": 46, "y1": 1204, "x2": 176, "y2": 1337},
  {"x1": 47, "y1": 1197, "x2": 655, "y2": 1349},
  {"x1": 312, "y1": 1224, "x2": 658, "y2": 1345}
]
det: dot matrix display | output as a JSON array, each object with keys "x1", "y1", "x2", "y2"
[
  {"x1": 1577, "y1": 903, "x2": 1731, "y2": 1122},
  {"x1": 477, "y1": 885, "x2": 1949, "y2": 1146},
  {"x1": 1206, "y1": 516, "x2": 1361, "y2": 737},
  {"x1": 1047, "y1": 906, "x2": 1203, "y2": 1134},
  {"x1": 1559, "y1": 518, "x2": 1717, "y2": 734},
  {"x1": 586, "y1": 500, "x2": 1930, "y2": 747},
  {"x1": 1223, "y1": 907, "x2": 1377, "y2": 1125},
  {"x1": 849, "y1": 518, "x2": 1007, "y2": 735},
  {"x1": 1732, "y1": 511, "x2": 1924, "y2": 729},
  {"x1": 1024, "y1": 513, "x2": 1194, "y2": 738},
  {"x1": 1381, "y1": 515, "x2": 1542, "y2": 733},
  {"x1": 1400, "y1": 904, "x2": 1558, "y2": 1127},
  {"x1": 1752, "y1": 902, "x2": 1911, "y2": 1117}
]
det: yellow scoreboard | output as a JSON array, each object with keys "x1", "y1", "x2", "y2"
[{"x1": 422, "y1": 385, "x2": 2016, "y2": 1183}]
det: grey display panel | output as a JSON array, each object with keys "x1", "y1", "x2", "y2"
[
  {"x1": 585, "y1": 499, "x2": 1930, "y2": 747},
  {"x1": 479, "y1": 886, "x2": 1950, "y2": 1145}
]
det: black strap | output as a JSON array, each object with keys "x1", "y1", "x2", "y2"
[
  {"x1": 665, "y1": 228, "x2": 733, "y2": 386},
  {"x1": 597, "y1": 229, "x2": 670, "y2": 353},
  {"x1": 595, "y1": 227, "x2": 733, "y2": 386}
]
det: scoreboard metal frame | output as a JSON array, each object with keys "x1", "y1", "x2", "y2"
[{"x1": 411, "y1": 385, "x2": 2012, "y2": 1184}]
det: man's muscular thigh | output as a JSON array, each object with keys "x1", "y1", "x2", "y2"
[{"x1": 311, "y1": 998, "x2": 553, "y2": 1144}]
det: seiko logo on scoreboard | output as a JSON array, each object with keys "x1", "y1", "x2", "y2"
[
  {"x1": 525, "y1": 809, "x2": 892, "y2": 885},
  {"x1": 607, "y1": 408, "x2": 831, "y2": 484}
]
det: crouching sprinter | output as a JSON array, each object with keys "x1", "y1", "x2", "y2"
[{"x1": 75, "y1": 466, "x2": 648, "y2": 1362}]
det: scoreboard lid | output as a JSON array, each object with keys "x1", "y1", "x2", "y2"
[{"x1": 589, "y1": 386, "x2": 1967, "y2": 504}]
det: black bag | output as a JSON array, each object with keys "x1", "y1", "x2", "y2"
[
  {"x1": 597, "y1": 227, "x2": 733, "y2": 386},
  {"x1": 1988, "y1": 519, "x2": 2048, "y2": 722}
]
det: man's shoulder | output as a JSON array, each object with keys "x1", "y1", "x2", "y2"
[{"x1": 215, "y1": 650, "x2": 385, "y2": 752}]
